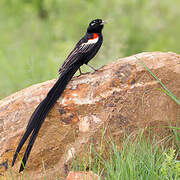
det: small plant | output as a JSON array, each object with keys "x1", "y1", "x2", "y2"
[{"x1": 160, "y1": 148, "x2": 180, "y2": 179}]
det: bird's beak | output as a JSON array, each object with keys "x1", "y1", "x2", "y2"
[{"x1": 101, "y1": 20, "x2": 107, "y2": 25}]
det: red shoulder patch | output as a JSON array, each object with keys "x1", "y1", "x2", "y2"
[{"x1": 89, "y1": 33, "x2": 99, "y2": 40}]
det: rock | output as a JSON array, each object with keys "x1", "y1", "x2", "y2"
[
  {"x1": 65, "y1": 171, "x2": 100, "y2": 180},
  {"x1": 0, "y1": 52, "x2": 179, "y2": 179}
]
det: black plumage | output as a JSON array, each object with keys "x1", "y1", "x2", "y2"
[{"x1": 12, "y1": 19, "x2": 105, "y2": 172}]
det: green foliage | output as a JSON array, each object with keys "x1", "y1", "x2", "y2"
[
  {"x1": 160, "y1": 148, "x2": 180, "y2": 179},
  {"x1": 1, "y1": 0, "x2": 180, "y2": 98},
  {"x1": 72, "y1": 131, "x2": 180, "y2": 180}
]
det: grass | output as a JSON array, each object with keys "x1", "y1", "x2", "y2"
[{"x1": 72, "y1": 129, "x2": 180, "y2": 180}]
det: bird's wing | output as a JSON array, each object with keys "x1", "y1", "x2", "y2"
[{"x1": 59, "y1": 34, "x2": 99, "y2": 74}]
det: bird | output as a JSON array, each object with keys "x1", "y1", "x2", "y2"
[{"x1": 12, "y1": 19, "x2": 106, "y2": 172}]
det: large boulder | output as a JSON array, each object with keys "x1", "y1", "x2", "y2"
[{"x1": 0, "y1": 52, "x2": 179, "y2": 179}]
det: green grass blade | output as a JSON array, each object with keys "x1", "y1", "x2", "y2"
[{"x1": 135, "y1": 56, "x2": 180, "y2": 105}]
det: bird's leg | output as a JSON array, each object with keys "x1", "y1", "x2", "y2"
[
  {"x1": 78, "y1": 67, "x2": 85, "y2": 76},
  {"x1": 79, "y1": 68, "x2": 83, "y2": 75},
  {"x1": 86, "y1": 64, "x2": 97, "y2": 71}
]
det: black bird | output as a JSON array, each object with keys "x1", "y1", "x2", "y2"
[{"x1": 12, "y1": 19, "x2": 105, "y2": 172}]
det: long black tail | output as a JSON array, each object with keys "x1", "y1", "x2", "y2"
[{"x1": 12, "y1": 65, "x2": 79, "y2": 172}]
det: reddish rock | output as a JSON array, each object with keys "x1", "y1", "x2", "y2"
[{"x1": 0, "y1": 52, "x2": 179, "y2": 179}]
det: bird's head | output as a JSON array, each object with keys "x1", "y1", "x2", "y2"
[{"x1": 87, "y1": 19, "x2": 106, "y2": 33}]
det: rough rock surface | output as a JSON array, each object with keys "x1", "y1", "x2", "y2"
[{"x1": 0, "y1": 52, "x2": 179, "y2": 179}]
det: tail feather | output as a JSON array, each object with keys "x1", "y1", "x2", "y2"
[
  {"x1": 12, "y1": 65, "x2": 79, "y2": 171},
  {"x1": 12, "y1": 122, "x2": 35, "y2": 166},
  {"x1": 19, "y1": 118, "x2": 43, "y2": 172}
]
